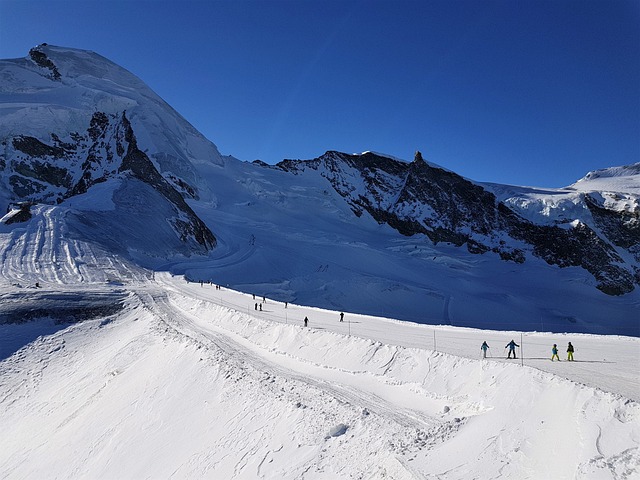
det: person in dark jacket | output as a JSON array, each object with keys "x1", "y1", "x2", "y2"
[
  {"x1": 481, "y1": 341, "x2": 490, "y2": 358},
  {"x1": 304, "y1": 316, "x2": 308, "y2": 327},
  {"x1": 505, "y1": 340, "x2": 519, "y2": 359},
  {"x1": 567, "y1": 342, "x2": 574, "y2": 361}
]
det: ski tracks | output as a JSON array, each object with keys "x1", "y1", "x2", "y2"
[{"x1": 134, "y1": 286, "x2": 454, "y2": 477}]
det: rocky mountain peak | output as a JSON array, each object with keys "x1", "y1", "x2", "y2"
[
  {"x1": 28, "y1": 44, "x2": 61, "y2": 81},
  {"x1": 276, "y1": 150, "x2": 639, "y2": 296}
]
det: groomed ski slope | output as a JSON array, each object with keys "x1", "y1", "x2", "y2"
[{"x1": 0, "y1": 272, "x2": 638, "y2": 479}]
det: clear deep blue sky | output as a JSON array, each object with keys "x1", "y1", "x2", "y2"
[{"x1": 1, "y1": 0, "x2": 638, "y2": 187}]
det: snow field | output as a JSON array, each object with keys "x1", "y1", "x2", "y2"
[
  {"x1": 156, "y1": 279, "x2": 640, "y2": 478},
  {"x1": 0, "y1": 274, "x2": 638, "y2": 478}
]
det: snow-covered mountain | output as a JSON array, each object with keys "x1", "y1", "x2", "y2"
[
  {"x1": 275, "y1": 151, "x2": 639, "y2": 296},
  {"x1": 0, "y1": 44, "x2": 217, "y2": 256},
  {"x1": 1, "y1": 45, "x2": 639, "y2": 479},
  {"x1": 1, "y1": 44, "x2": 638, "y2": 335}
]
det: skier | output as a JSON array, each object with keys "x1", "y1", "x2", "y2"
[
  {"x1": 567, "y1": 342, "x2": 574, "y2": 361},
  {"x1": 304, "y1": 316, "x2": 309, "y2": 327},
  {"x1": 254, "y1": 303, "x2": 258, "y2": 310},
  {"x1": 340, "y1": 312, "x2": 344, "y2": 322},
  {"x1": 505, "y1": 340, "x2": 519, "y2": 359},
  {"x1": 259, "y1": 303, "x2": 262, "y2": 311},
  {"x1": 481, "y1": 341, "x2": 490, "y2": 358},
  {"x1": 551, "y1": 344, "x2": 560, "y2": 361}
]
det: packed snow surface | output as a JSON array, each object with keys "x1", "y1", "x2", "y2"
[{"x1": 0, "y1": 266, "x2": 638, "y2": 478}]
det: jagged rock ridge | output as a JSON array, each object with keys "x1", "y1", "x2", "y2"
[{"x1": 276, "y1": 151, "x2": 638, "y2": 295}]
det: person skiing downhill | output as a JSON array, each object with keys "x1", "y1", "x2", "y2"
[
  {"x1": 304, "y1": 316, "x2": 308, "y2": 327},
  {"x1": 505, "y1": 340, "x2": 519, "y2": 359},
  {"x1": 481, "y1": 341, "x2": 490, "y2": 358},
  {"x1": 340, "y1": 312, "x2": 344, "y2": 322},
  {"x1": 551, "y1": 344, "x2": 560, "y2": 361},
  {"x1": 567, "y1": 342, "x2": 574, "y2": 361}
]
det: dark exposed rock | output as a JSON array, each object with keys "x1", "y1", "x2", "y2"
[
  {"x1": 50, "y1": 133, "x2": 77, "y2": 152},
  {"x1": 28, "y1": 47, "x2": 61, "y2": 81},
  {"x1": 118, "y1": 112, "x2": 216, "y2": 250},
  {"x1": 13, "y1": 160, "x2": 72, "y2": 188},
  {"x1": 88, "y1": 112, "x2": 110, "y2": 141},
  {"x1": 167, "y1": 174, "x2": 197, "y2": 199},
  {"x1": 276, "y1": 150, "x2": 638, "y2": 296},
  {"x1": 12, "y1": 136, "x2": 65, "y2": 158},
  {"x1": 3, "y1": 203, "x2": 33, "y2": 225},
  {"x1": 9, "y1": 175, "x2": 47, "y2": 197},
  {"x1": 585, "y1": 194, "x2": 640, "y2": 251},
  {"x1": 3, "y1": 109, "x2": 216, "y2": 252}
]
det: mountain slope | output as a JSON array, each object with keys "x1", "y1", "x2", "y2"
[
  {"x1": 275, "y1": 151, "x2": 639, "y2": 296},
  {"x1": 1, "y1": 45, "x2": 638, "y2": 335},
  {"x1": 0, "y1": 44, "x2": 217, "y2": 256}
]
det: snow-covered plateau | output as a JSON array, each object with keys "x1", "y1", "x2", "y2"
[{"x1": 0, "y1": 44, "x2": 639, "y2": 478}]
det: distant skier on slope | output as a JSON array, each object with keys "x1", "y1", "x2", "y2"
[
  {"x1": 551, "y1": 344, "x2": 560, "y2": 361},
  {"x1": 566, "y1": 342, "x2": 574, "y2": 361},
  {"x1": 304, "y1": 316, "x2": 309, "y2": 327},
  {"x1": 340, "y1": 312, "x2": 344, "y2": 322},
  {"x1": 505, "y1": 340, "x2": 519, "y2": 359},
  {"x1": 481, "y1": 341, "x2": 490, "y2": 358}
]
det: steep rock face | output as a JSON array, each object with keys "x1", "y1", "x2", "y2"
[
  {"x1": 118, "y1": 113, "x2": 216, "y2": 249},
  {"x1": 0, "y1": 44, "x2": 217, "y2": 254},
  {"x1": 2, "y1": 110, "x2": 216, "y2": 251},
  {"x1": 28, "y1": 45, "x2": 61, "y2": 81},
  {"x1": 277, "y1": 151, "x2": 638, "y2": 295}
]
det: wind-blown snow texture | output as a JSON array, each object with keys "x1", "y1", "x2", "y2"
[{"x1": 0, "y1": 44, "x2": 639, "y2": 479}]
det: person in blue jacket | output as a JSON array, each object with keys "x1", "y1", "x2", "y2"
[
  {"x1": 551, "y1": 344, "x2": 560, "y2": 361},
  {"x1": 505, "y1": 340, "x2": 519, "y2": 359}
]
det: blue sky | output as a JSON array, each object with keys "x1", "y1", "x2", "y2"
[{"x1": 1, "y1": 0, "x2": 638, "y2": 187}]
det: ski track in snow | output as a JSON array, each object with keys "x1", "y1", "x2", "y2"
[
  {"x1": 0, "y1": 242, "x2": 638, "y2": 478},
  {"x1": 0, "y1": 273, "x2": 638, "y2": 478}
]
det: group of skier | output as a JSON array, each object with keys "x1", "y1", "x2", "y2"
[
  {"x1": 190, "y1": 279, "x2": 580, "y2": 364},
  {"x1": 303, "y1": 312, "x2": 344, "y2": 327},
  {"x1": 552, "y1": 342, "x2": 574, "y2": 361},
  {"x1": 481, "y1": 340, "x2": 575, "y2": 361}
]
